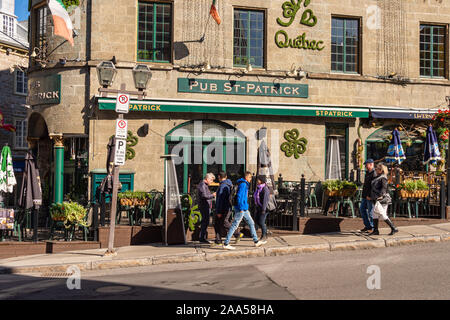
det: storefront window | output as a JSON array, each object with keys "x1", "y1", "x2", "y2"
[
  {"x1": 137, "y1": 1, "x2": 172, "y2": 63},
  {"x1": 233, "y1": 9, "x2": 264, "y2": 68},
  {"x1": 331, "y1": 17, "x2": 360, "y2": 73},
  {"x1": 325, "y1": 123, "x2": 348, "y2": 180},
  {"x1": 166, "y1": 120, "x2": 246, "y2": 193},
  {"x1": 420, "y1": 24, "x2": 446, "y2": 78}
]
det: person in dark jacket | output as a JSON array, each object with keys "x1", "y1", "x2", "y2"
[
  {"x1": 360, "y1": 159, "x2": 376, "y2": 232},
  {"x1": 369, "y1": 164, "x2": 398, "y2": 236},
  {"x1": 213, "y1": 172, "x2": 242, "y2": 245},
  {"x1": 197, "y1": 173, "x2": 216, "y2": 244},
  {"x1": 254, "y1": 175, "x2": 270, "y2": 241},
  {"x1": 223, "y1": 172, "x2": 266, "y2": 250}
]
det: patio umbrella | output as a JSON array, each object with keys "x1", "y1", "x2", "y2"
[
  {"x1": 18, "y1": 151, "x2": 42, "y2": 241},
  {"x1": 423, "y1": 125, "x2": 441, "y2": 165},
  {"x1": 385, "y1": 129, "x2": 406, "y2": 165},
  {"x1": 0, "y1": 145, "x2": 17, "y2": 194},
  {"x1": 257, "y1": 131, "x2": 275, "y2": 195}
]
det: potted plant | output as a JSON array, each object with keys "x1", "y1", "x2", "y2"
[
  {"x1": 50, "y1": 201, "x2": 89, "y2": 228},
  {"x1": 398, "y1": 179, "x2": 429, "y2": 198},
  {"x1": 118, "y1": 191, "x2": 150, "y2": 207},
  {"x1": 322, "y1": 180, "x2": 357, "y2": 197}
]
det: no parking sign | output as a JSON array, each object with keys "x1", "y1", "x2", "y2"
[
  {"x1": 115, "y1": 119, "x2": 128, "y2": 140},
  {"x1": 115, "y1": 93, "x2": 130, "y2": 113}
]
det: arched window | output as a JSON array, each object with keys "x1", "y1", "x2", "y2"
[{"x1": 165, "y1": 120, "x2": 246, "y2": 193}]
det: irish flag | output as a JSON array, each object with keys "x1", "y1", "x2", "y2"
[
  {"x1": 210, "y1": 0, "x2": 221, "y2": 25},
  {"x1": 48, "y1": 0, "x2": 74, "y2": 46}
]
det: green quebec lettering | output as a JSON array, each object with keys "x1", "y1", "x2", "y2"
[{"x1": 275, "y1": 30, "x2": 324, "y2": 50}]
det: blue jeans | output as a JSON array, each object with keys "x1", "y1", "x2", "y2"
[
  {"x1": 224, "y1": 210, "x2": 259, "y2": 245},
  {"x1": 360, "y1": 198, "x2": 374, "y2": 229}
]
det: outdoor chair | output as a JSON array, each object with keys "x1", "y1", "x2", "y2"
[
  {"x1": 13, "y1": 209, "x2": 32, "y2": 242},
  {"x1": 335, "y1": 196, "x2": 356, "y2": 218},
  {"x1": 306, "y1": 183, "x2": 318, "y2": 207}
]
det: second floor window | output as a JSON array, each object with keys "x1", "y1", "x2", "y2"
[
  {"x1": 3, "y1": 15, "x2": 14, "y2": 37},
  {"x1": 137, "y1": 1, "x2": 172, "y2": 63},
  {"x1": 14, "y1": 69, "x2": 28, "y2": 95},
  {"x1": 233, "y1": 9, "x2": 264, "y2": 68},
  {"x1": 331, "y1": 17, "x2": 360, "y2": 74},
  {"x1": 420, "y1": 24, "x2": 446, "y2": 78},
  {"x1": 34, "y1": 5, "x2": 48, "y2": 50},
  {"x1": 14, "y1": 119, "x2": 28, "y2": 149}
]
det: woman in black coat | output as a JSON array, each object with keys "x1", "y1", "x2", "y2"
[{"x1": 369, "y1": 164, "x2": 398, "y2": 236}]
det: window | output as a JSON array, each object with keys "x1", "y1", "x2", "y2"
[
  {"x1": 331, "y1": 17, "x2": 360, "y2": 73},
  {"x1": 137, "y1": 1, "x2": 172, "y2": 63},
  {"x1": 14, "y1": 119, "x2": 28, "y2": 149},
  {"x1": 420, "y1": 24, "x2": 447, "y2": 78},
  {"x1": 3, "y1": 14, "x2": 14, "y2": 37},
  {"x1": 325, "y1": 124, "x2": 348, "y2": 180},
  {"x1": 34, "y1": 5, "x2": 48, "y2": 50},
  {"x1": 233, "y1": 9, "x2": 264, "y2": 68},
  {"x1": 14, "y1": 69, "x2": 27, "y2": 95}
]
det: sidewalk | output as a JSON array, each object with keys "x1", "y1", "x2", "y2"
[{"x1": 1, "y1": 223, "x2": 450, "y2": 275}]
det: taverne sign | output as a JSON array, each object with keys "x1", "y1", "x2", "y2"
[
  {"x1": 28, "y1": 74, "x2": 61, "y2": 106},
  {"x1": 178, "y1": 78, "x2": 308, "y2": 98}
]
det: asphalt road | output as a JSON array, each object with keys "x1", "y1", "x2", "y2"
[{"x1": 1, "y1": 241, "x2": 450, "y2": 300}]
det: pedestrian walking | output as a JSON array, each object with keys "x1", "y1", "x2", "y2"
[
  {"x1": 223, "y1": 172, "x2": 266, "y2": 250},
  {"x1": 254, "y1": 175, "x2": 270, "y2": 242},
  {"x1": 369, "y1": 164, "x2": 398, "y2": 236},
  {"x1": 197, "y1": 173, "x2": 216, "y2": 244},
  {"x1": 360, "y1": 159, "x2": 376, "y2": 232},
  {"x1": 213, "y1": 171, "x2": 243, "y2": 245}
]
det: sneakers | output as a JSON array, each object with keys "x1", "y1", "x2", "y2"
[
  {"x1": 223, "y1": 243, "x2": 236, "y2": 250},
  {"x1": 254, "y1": 240, "x2": 267, "y2": 247},
  {"x1": 211, "y1": 241, "x2": 222, "y2": 247},
  {"x1": 234, "y1": 233, "x2": 244, "y2": 244}
]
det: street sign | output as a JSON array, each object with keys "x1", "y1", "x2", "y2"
[
  {"x1": 115, "y1": 93, "x2": 130, "y2": 113},
  {"x1": 114, "y1": 138, "x2": 127, "y2": 166},
  {"x1": 115, "y1": 119, "x2": 128, "y2": 140}
]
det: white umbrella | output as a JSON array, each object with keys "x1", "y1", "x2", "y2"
[{"x1": 0, "y1": 145, "x2": 17, "y2": 194}]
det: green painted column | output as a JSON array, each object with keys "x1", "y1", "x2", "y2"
[{"x1": 51, "y1": 134, "x2": 64, "y2": 204}]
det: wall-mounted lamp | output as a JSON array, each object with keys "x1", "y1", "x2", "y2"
[
  {"x1": 132, "y1": 64, "x2": 152, "y2": 90},
  {"x1": 96, "y1": 61, "x2": 117, "y2": 87}
]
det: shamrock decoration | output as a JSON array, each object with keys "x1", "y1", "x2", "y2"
[{"x1": 280, "y1": 129, "x2": 308, "y2": 159}]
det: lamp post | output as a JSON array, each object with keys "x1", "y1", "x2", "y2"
[{"x1": 96, "y1": 62, "x2": 152, "y2": 255}]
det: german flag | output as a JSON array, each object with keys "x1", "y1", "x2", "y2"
[{"x1": 210, "y1": 0, "x2": 221, "y2": 25}]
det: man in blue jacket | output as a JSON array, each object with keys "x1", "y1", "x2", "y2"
[
  {"x1": 223, "y1": 171, "x2": 266, "y2": 250},
  {"x1": 213, "y1": 171, "x2": 243, "y2": 245}
]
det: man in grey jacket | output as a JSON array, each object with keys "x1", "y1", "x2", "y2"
[{"x1": 197, "y1": 173, "x2": 216, "y2": 244}]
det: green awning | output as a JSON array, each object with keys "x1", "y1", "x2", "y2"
[{"x1": 97, "y1": 98, "x2": 369, "y2": 118}]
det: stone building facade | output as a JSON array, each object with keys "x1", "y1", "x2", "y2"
[
  {"x1": 0, "y1": 0, "x2": 29, "y2": 205},
  {"x1": 26, "y1": 0, "x2": 450, "y2": 203}
]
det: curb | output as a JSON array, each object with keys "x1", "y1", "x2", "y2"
[{"x1": 1, "y1": 233, "x2": 450, "y2": 275}]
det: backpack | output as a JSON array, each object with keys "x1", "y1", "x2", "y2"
[{"x1": 229, "y1": 184, "x2": 239, "y2": 207}]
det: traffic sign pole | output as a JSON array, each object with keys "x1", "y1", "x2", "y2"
[{"x1": 105, "y1": 87, "x2": 129, "y2": 256}]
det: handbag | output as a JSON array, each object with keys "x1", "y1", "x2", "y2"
[
  {"x1": 267, "y1": 194, "x2": 277, "y2": 212},
  {"x1": 379, "y1": 193, "x2": 391, "y2": 205}
]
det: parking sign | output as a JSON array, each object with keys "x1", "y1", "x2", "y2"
[
  {"x1": 116, "y1": 93, "x2": 130, "y2": 113},
  {"x1": 114, "y1": 139, "x2": 127, "y2": 166},
  {"x1": 115, "y1": 119, "x2": 128, "y2": 140}
]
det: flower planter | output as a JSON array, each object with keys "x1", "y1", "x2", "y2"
[
  {"x1": 399, "y1": 190, "x2": 429, "y2": 199},
  {"x1": 325, "y1": 190, "x2": 339, "y2": 197},
  {"x1": 120, "y1": 198, "x2": 149, "y2": 206}
]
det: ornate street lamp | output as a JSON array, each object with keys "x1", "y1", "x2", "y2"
[
  {"x1": 96, "y1": 61, "x2": 117, "y2": 88},
  {"x1": 132, "y1": 64, "x2": 152, "y2": 90}
]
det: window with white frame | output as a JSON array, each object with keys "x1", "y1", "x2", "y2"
[
  {"x1": 3, "y1": 14, "x2": 14, "y2": 37},
  {"x1": 14, "y1": 119, "x2": 28, "y2": 149},
  {"x1": 14, "y1": 69, "x2": 27, "y2": 95}
]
